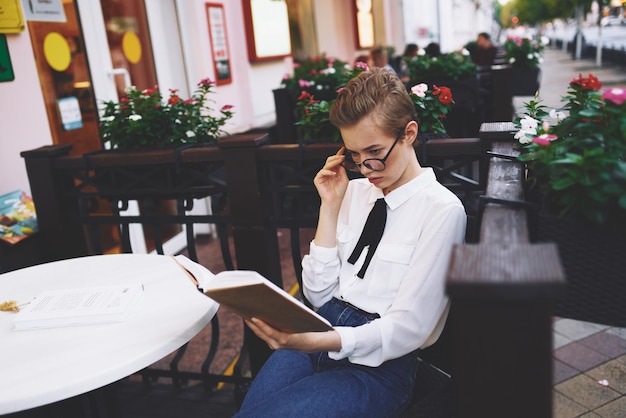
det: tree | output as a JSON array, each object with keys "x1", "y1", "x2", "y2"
[{"x1": 500, "y1": 0, "x2": 598, "y2": 27}]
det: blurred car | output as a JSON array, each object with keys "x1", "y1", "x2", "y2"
[{"x1": 601, "y1": 15, "x2": 625, "y2": 26}]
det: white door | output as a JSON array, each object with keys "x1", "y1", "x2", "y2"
[{"x1": 76, "y1": 0, "x2": 211, "y2": 255}]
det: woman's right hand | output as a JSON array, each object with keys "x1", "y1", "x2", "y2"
[{"x1": 313, "y1": 147, "x2": 349, "y2": 207}]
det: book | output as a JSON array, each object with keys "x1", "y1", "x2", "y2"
[
  {"x1": 172, "y1": 255, "x2": 332, "y2": 333},
  {"x1": 13, "y1": 283, "x2": 144, "y2": 330}
]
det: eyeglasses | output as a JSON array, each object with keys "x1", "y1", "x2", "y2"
[{"x1": 342, "y1": 127, "x2": 405, "y2": 172}]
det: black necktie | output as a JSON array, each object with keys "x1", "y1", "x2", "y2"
[{"x1": 348, "y1": 198, "x2": 387, "y2": 278}]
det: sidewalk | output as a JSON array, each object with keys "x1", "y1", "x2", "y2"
[{"x1": 532, "y1": 46, "x2": 626, "y2": 418}]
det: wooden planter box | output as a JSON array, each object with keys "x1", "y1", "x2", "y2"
[
  {"x1": 510, "y1": 67, "x2": 541, "y2": 96},
  {"x1": 533, "y1": 213, "x2": 626, "y2": 327}
]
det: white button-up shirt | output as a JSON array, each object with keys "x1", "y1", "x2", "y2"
[{"x1": 302, "y1": 168, "x2": 466, "y2": 367}]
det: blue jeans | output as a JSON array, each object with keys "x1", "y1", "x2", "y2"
[{"x1": 234, "y1": 298, "x2": 418, "y2": 418}]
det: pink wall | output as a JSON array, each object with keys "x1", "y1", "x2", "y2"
[{"x1": 0, "y1": 30, "x2": 53, "y2": 195}]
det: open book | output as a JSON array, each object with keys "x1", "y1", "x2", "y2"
[
  {"x1": 173, "y1": 255, "x2": 332, "y2": 333},
  {"x1": 13, "y1": 283, "x2": 144, "y2": 330}
]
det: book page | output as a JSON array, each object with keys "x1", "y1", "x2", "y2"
[{"x1": 13, "y1": 283, "x2": 144, "y2": 330}]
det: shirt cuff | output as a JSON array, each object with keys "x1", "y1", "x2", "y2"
[
  {"x1": 309, "y1": 241, "x2": 338, "y2": 264},
  {"x1": 328, "y1": 326, "x2": 355, "y2": 360}
]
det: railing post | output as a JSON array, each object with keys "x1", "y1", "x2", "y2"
[
  {"x1": 446, "y1": 139, "x2": 565, "y2": 417},
  {"x1": 490, "y1": 66, "x2": 513, "y2": 121},
  {"x1": 20, "y1": 145, "x2": 88, "y2": 263},
  {"x1": 217, "y1": 133, "x2": 283, "y2": 375},
  {"x1": 447, "y1": 243, "x2": 564, "y2": 418}
]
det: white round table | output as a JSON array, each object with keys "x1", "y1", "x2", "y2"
[{"x1": 0, "y1": 254, "x2": 218, "y2": 414}]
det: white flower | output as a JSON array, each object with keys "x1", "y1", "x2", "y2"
[
  {"x1": 509, "y1": 57, "x2": 516, "y2": 64},
  {"x1": 515, "y1": 115, "x2": 539, "y2": 144},
  {"x1": 185, "y1": 130, "x2": 196, "y2": 138},
  {"x1": 549, "y1": 109, "x2": 566, "y2": 121},
  {"x1": 520, "y1": 115, "x2": 538, "y2": 132},
  {"x1": 411, "y1": 83, "x2": 428, "y2": 98},
  {"x1": 527, "y1": 53, "x2": 534, "y2": 60},
  {"x1": 128, "y1": 114, "x2": 142, "y2": 122},
  {"x1": 101, "y1": 116, "x2": 115, "y2": 122}
]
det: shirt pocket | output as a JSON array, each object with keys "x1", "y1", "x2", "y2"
[
  {"x1": 336, "y1": 224, "x2": 356, "y2": 259},
  {"x1": 368, "y1": 243, "x2": 415, "y2": 298}
]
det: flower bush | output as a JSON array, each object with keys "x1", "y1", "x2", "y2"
[
  {"x1": 409, "y1": 83, "x2": 454, "y2": 134},
  {"x1": 288, "y1": 61, "x2": 367, "y2": 141},
  {"x1": 99, "y1": 78, "x2": 234, "y2": 150},
  {"x1": 504, "y1": 36, "x2": 545, "y2": 68},
  {"x1": 515, "y1": 73, "x2": 626, "y2": 229},
  {"x1": 406, "y1": 51, "x2": 477, "y2": 84},
  {"x1": 286, "y1": 56, "x2": 455, "y2": 141},
  {"x1": 281, "y1": 54, "x2": 350, "y2": 103}
]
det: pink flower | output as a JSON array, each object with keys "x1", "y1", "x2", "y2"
[
  {"x1": 532, "y1": 134, "x2": 558, "y2": 146},
  {"x1": 221, "y1": 104, "x2": 233, "y2": 111},
  {"x1": 197, "y1": 78, "x2": 215, "y2": 87},
  {"x1": 354, "y1": 61, "x2": 369, "y2": 71},
  {"x1": 298, "y1": 79, "x2": 312, "y2": 88},
  {"x1": 410, "y1": 83, "x2": 428, "y2": 98},
  {"x1": 601, "y1": 87, "x2": 626, "y2": 105}
]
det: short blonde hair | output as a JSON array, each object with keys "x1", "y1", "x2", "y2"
[{"x1": 329, "y1": 68, "x2": 417, "y2": 137}]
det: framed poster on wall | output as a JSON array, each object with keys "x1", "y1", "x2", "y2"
[
  {"x1": 242, "y1": 0, "x2": 291, "y2": 62},
  {"x1": 205, "y1": 3, "x2": 232, "y2": 85}
]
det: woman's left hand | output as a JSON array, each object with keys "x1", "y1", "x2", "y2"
[{"x1": 245, "y1": 318, "x2": 341, "y2": 353}]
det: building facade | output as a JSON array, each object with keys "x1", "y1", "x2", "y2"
[{"x1": 0, "y1": 0, "x2": 494, "y2": 196}]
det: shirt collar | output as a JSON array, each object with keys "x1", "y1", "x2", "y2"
[{"x1": 369, "y1": 167, "x2": 435, "y2": 210}]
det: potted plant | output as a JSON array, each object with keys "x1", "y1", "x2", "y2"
[
  {"x1": 503, "y1": 35, "x2": 545, "y2": 96},
  {"x1": 292, "y1": 62, "x2": 454, "y2": 142},
  {"x1": 405, "y1": 51, "x2": 477, "y2": 85},
  {"x1": 409, "y1": 83, "x2": 454, "y2": 140},
  {"x1": 514, "y1": 73, "x2": 626, "y2": 326},
  {"x1": 99, "y1": 78, "x2": 234, "y2": 150},
  {"x1": 274, "y1": 54, "x2": 352, "y2": 143}
]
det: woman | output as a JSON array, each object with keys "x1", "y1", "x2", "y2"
[{"x1": 235, "y1": 68, "x2": 466, "y2": 417}]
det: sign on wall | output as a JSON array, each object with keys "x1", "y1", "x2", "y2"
[
  {"x1": 0, "y1": 34, "x2": 14, "y2": 81},
  {"x1": 206, "y1": 3, "x2": 232, "y2": 85},
  {"x1": 0, "y1": 0, "x2": 25, "y2": 33},
  {"x1": 242, "y1": 0, "x2": 291, "y2": 62}
]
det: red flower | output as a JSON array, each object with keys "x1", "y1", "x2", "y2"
[
  {"x1": 221, "y1": 104, "x2": 234, "y2": 111},
  {"x1": 297, "y1": 91, "x2": 313, "y2": 101},
  {"x1": 432, "y1": 85, "x2": 453, "y2": 105},
  {"x1": 570, "y1": 73, "x2": 602, "y2": 91},
  {"x1": 168, "y1": 96, "x2": 180, "y2": 105},
  {"x1": 197, "y1": 78, "x2": 215, "y2": 87}
]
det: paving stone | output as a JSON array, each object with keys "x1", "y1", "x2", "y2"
[
  {"x1": 553, "y1": 319, "x2": 610, "y2": 342},
  {"x1": 554, "y1": 359, "x2": 582, "y2": 385},
  {"x1": 553, "y1": 390, "x2": 588, "y2": 418},
  {"x1": 578, "y1": 332, "x2": 626, "y2": 359},
  {"x1": 586, "y1": 359, "x2": 626, "y2": 394},
  {"x1": 555, "y1": 342, "x2": 610, "y2": 372},
  {"x1": 593, "y1": 395, "x2": 626, "y2": 418},
  {"x1": 555, "y1": 374, "x2": 621, "y2": 410}
]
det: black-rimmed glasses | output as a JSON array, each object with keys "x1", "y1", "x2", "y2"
[{"x1": 342, "y1": 127, "x2": 405, "y2": 172}]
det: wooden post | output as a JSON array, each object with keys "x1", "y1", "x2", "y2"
[
  {"x1": 446, "y1": 140, "x2": 565, "y2": 417},
  {"x1": 20, "y1": 145, "x2": 88, "y2": 263},
  {"x1": 490, "y1": 66, "x2": 513, "y2": 122},
  {"x1": 217, "y1": 133, "x2": 283, "y2": 375}
]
